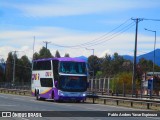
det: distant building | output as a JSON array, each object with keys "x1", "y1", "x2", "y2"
[{"x1": 142, "y1": 72, "x2": 160, "y2": 95}]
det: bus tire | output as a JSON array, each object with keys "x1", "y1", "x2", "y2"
[
  {"x1": 36, "y1": 90, "x2": 40, "y2": 100},
  {"x1": 36, "y1": 90, "x2": 45, "y2": 101}
]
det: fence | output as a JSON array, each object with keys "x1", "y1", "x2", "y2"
[
  {"x1": 88, "y1": 77, "x2": 160, "y2": 98},
  {"x1": 0, "y1": 82, "x2": 30, "y2": 90},
  {"x1": 88, "y1": 78, "x2": 111, "y2": 94},
  {"x1": 88, "y1": 77, "x2": 129, "y2": 95}
]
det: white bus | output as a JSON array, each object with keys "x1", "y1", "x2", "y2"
[{"x1": 31, "y1": 57, "x2": 88, "y2": 102}]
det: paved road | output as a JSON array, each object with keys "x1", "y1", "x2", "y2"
[{"x1": 0, "y1": 93, "x2": 159, "y2": 120}]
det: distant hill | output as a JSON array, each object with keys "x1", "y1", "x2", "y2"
[
  {"x1": 75, "y1": 56, "x2": 88, "y2": 62},
  {"x1": 75, "y1": 49, "x2": 160, "y2": 66},
  {"x1": 122, "y1": 55, "x2": 133, "y2": 62},
  {"x1": 122, "y1": 49, "x2": 160, "y2": 66}
]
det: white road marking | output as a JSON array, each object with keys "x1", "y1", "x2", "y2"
[
  {"x1": 52, "y1": 102, "x2": 73, "y2": 107},
  {"x1": 92, "y1": 103, "x2": 149, "y2": 111},
  {"x1": 146, "y1": 117, "x2": 160, "y2": 120},
  {"x1": 0, "y1": 96, "x2": 8, "y2": 99},
  {"x1": 0, "y1": 93, "x2": 32, "y2": 98},
  {"x1": 21, "y1": 118, "x2": 30, "y2": 120},
  {"x1": 30, "y1": 99, "x2": 73, "y2": 107},
  {"x1": 13, "y1": 98, "x2": 26, "y2": 100},
  {"x1": 84, "y1": 107, "x2": 106, "y2": 111},
  {"x1": 0, "y1": 104, "x2": 16, "y2": 106}
]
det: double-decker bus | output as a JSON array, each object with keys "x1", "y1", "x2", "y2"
[{"x1": 31, "y1": 57, "x2": 88, "y2": 102}]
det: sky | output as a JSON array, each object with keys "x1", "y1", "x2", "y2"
[{"x1": 0, "y1": 0, "x2": 160, "y2": 60}]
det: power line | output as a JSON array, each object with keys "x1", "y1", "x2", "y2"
[
  {"x1": 71, "y1": 18, "x2": 132, "y2": 47},
  {"x1": 85, "y1": 22, "x2": 135, "y2": 47},
  {"x1": 143, "y1": 18, "x2": 160, "y2": 21},
  {"x1": 51, "y1": 18, "x2": 134, "y2": 48}
]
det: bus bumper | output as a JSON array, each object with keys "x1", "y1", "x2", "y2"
[{"x1": 59, "y1": 96, "x2": 86, "y2": 101}]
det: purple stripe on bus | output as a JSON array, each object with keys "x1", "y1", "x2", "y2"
[
  {"x1": 40, "y1": 89, "x2": 53, "y2": 99},
  {"x1": 33, "y1": 57, "x2": 85, "y2": 62},
  {"x1": 53, "y1": 88, "x2": 59, "y2": 100}
]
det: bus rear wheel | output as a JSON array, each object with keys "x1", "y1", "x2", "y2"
[
  {"x1": 36, "y1": 90, "x2": 45, "y2": 101},
  {"x1": 36, "y1": 90, "x2": 40, "y2": 100}
]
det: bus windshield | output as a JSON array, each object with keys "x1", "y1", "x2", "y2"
[
  {"x1": 59, "y1": 61, "x2": 86, "y2": 74},
  {"x1": 59, "y1": 75, "x2": 87, "y2": 92}
]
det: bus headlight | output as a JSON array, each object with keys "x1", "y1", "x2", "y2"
[
  {"x1": 82, "y1": 93, "x2": 86, "y2": 97},
  {"x1": 59, "y1": 91, "x2": 64, "y2": 96}
]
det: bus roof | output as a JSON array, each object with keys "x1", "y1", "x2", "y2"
[{"x1": 33, "y1": 57, "x2": 86, "y2": 62}]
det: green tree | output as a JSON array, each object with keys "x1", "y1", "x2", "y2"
[
  {"x1": 16, "y1": 55, "x2": 31, "y2": 84},
  {"x1": 138, "y1": 58, "x2": 153, "y2": 72},
  {"x1": 101, "y1": 53, "x2": 112, "y2": 77},
  {"x1": 0, "y1": 62, "x2": 5, "y2": 82},
  {"x1": 39, "y1": 47, "x2": 53, "y2": 58},
  {"x1": 64, "y1": 53, "x2": 70, "y2": 57},
  {"x1": 6, "y1": 52, "x2": 13, "y2": 83},
  {"x1": 33, "y1": 47, "x2": 53, "y2": 60},
  {"x1": 55, "y1": 50, "x2": 61, "y2": 58},
  {"x1": 33, "y1": 52, "x2": 39, "y2": 60},
  {"x1": 122, "y1": 60, "x2": 133, "y2": 72},
  {"x1": 112, "y1": 52, "x2": 124, "y2": 74},
  {"x1": 88, "y1": 55, "x2": 100, "y2": 77},
  {"x1": 96, "y1": 71, "x2": 103, "y2": 78},
  {"x1": 111, "y1": 72, "x2": 132, "y2": 94}
]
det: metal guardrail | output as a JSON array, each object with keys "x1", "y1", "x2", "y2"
[
  {"x1": 0, "y1": 88, "x2": 31, "y2": 95},
  {"x1": 1, "y1": 87, "x2": 160, "y2": 110},
  {"x1": 87, "y1": 91, "x2": 160, "y2": 109}
]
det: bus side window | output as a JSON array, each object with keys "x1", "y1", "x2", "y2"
[
  {"x1": 78, "y1": 64, "x2": 82, "y2": 73},
  {"x1": 52, "y1": 60, "x2": 59, "y2": 81},
  {"x1": 33, "y1": 61, "x2": 51, "y2": 70},
  {"x1": 75, "y1": 64, "x2": 79, "y2": 73},
  {"x1": 60, "y1": 63, "x2": 65, "y2": 72},
  {"x1": 40, "y1": 78, "x2": 53, "y2": 87}
]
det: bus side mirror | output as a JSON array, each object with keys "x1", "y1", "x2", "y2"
[{"x1": 55, "y1": 81, "x2": 58, "y2": 88}]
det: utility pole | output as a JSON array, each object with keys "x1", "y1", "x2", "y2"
[
  {"x1": 12, "y1": 51, "x2": 17, "y2": 85},
  {"x1": 144, "y1": 28, "x2": 157, "y2": 77},
  {"x1": 43, "y1": 41, "x2": 51, "y2": 57},
  {"x1": 130, "y1": 18, "x2": 160, "y2": 98},
  {"x1": 32, "y1": 36, "x2": 35, "y2": 70},
  {"x1": 144, "y1": 28, "x2": 157, "y2": 99},
  {"x1": 131, "y1": 18, "x2": 143, "y2": 97},
  {"x1": 43, "y1": 41, "x2": 51, "y2": 49}
]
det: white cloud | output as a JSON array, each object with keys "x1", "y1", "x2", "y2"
[
  {"x1": 2, "y1": 0, "x2": 159, "y2": 17},
  {"x1": 0, "y1": 46, "x2": 14, "y2": 60},
  {"x1": 99, "y1": 49, "x2": 113, "y2": 58},
  {"x1": 0, "y1": 26, "x2": 160, "y2": 61}
]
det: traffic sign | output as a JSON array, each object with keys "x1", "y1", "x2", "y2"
[{"x1": 148, "y1": 79, "x2": 153, "y2": 90}]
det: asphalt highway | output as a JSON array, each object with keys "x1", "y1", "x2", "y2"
[{"x1": 0, "y1": 93, "x2": 159, "y2": 120}]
